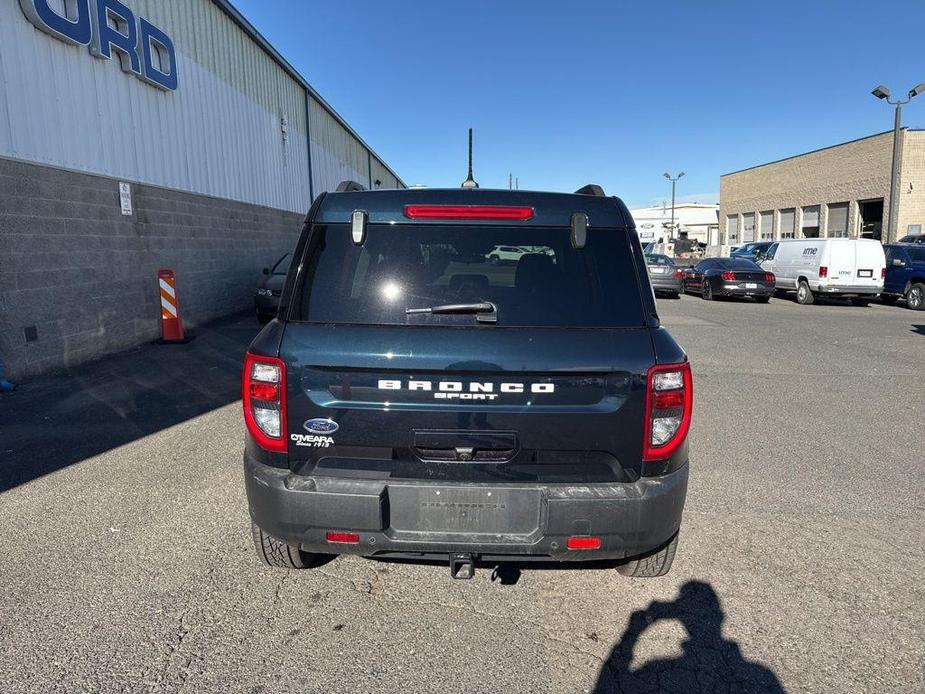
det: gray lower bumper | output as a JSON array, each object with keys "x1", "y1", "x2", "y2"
[
  {"x1": 814, "y1": 284, "x2": 881, "y2": 295},
  {"x1": 244, "y1": 456, "x2": 688, "y2": 561},
  {"x1": 650, "y1": 276, "x2": 682, "y2": 293}
]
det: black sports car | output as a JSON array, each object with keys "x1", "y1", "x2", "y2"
[{"x1": 682, "y1": 258, "x2": 775, "y2": 302}]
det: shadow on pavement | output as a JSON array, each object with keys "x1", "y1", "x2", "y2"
[
  {"x1": 594, "y1": 581, "x2": 784, "y2": 693},
  {"x1": 912, "y1": 324, "x2": 925, "y2": 336},
  {"x1": 0, "y1": 312, "x2": 261, "y2": 493}
]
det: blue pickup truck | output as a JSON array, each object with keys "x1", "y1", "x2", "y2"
[{"x1": 882, "y1": 244, "x2": 925, "y2": 310}]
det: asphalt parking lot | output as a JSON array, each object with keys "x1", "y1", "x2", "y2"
[{"x1": 1, "y1": 296, "x2": 923, "y2": 693}]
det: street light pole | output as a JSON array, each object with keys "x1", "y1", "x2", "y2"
[
  {"x1": 663, "y1": 171, "x2": 685, "y2": 240},
  {"x1": 872, "y1": 83, "x2": 925, "y2": 241}
]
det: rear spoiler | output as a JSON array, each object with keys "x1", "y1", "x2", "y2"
[{"x1": 574, "y1": 184, "x2": 606, "y2": 197}]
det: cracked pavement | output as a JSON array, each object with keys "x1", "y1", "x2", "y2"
[{"x1": 1, "y1": 299, "x2": 923, "y2": 693}]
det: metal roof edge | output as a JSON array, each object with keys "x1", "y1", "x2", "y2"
[
  {"x1": 210, "y1": 0, "x2": 405, "y2": 187},
  {"x1": 720, "y1": 130, "x2": 898, "y2": 178}
]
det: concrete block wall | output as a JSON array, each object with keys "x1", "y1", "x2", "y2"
[
  {"x1": 0, "y1": 157, "x2": 304, "y2": 381},
  {"x1": 898, "y1": 131, "x2": 925, "y2": 236},
  {"x1": 719, "y1": 132, "x2": 895, "y2": 243}
]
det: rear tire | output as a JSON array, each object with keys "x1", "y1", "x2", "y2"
[
  {"x1": 755, "y1": 296, "x2": 770, "y2": 304},
  {"x1": 251, "y1": 522, "x2": 320, "y2": 569},
  {"x1": 616, "y1": 531, "x2": 679, "y2": 578},
  {"x1": 850, "y1": 298, "x2": 870, "y2": 307},
  {"x1": 668, "y1": 291, "x2": 680, "y2": 300},
  {"x1": 702, "y1": 281, "x2": 713, "y2": 301},
  {"x1": 907, "y1": 282, "x2": 925, "y2": 310},
  {"x1": 796, "y1": 280, "x2": 815, "y2": 305},
  {"x1": 879, "y1": 294, "x2": 898, "y2": 305}
]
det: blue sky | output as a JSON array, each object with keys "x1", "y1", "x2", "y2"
[{"x1": 234, "y1": 0, "x2": 925, "y2": 208}]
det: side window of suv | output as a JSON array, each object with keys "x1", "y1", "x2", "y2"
[{"x1": 765, "y1": 243, "x2": 778, "y2": 260}]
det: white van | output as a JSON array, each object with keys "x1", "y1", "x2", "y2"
[{"x1": 758, "y1": 238, "x2": 885, "y2": 305}]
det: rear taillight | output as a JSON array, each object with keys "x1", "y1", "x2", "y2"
[
  {"x1": 674, "y1": 268, "x2": 683, "y2": 279},
  {"x1": 819, "y1": 266, "x2": 828, "y2": 278},
  {"x1": 243, "y1": 353, "x2": 287, "y2": 453},
  {"x1": 721, "y1": 271, "x2": 736, "y2": 281},
  {"x1": 643, "y1": 362, "x2": 693, "y2": 462},
  {"x1": 881, "y1": 268, "x2": 887, "y2": 279},
  {"x1": 404, "y1": 205, "x2": 534, "y2": 221},
  {"x1": 765, "y1": 273, "x2": 775, "y2": 282}
]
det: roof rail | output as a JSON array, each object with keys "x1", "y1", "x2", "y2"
[
  {"x1": 574, "y1": 184, "x2": 606, "y2": 196},
  {"x1": 335, "y1": 180, "x2": 367, "y2": 192}
]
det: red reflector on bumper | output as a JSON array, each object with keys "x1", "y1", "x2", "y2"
[
  {"x1": 566, "y1": 536, "x2": 601, "y2": 550},
  {"x1": 326, "y1": 531, "x2": 360, "y2": 544}
]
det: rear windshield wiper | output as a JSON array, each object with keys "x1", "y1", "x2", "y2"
[{"x1": 405, "y1": 301, "x2": 497, "y2": 324}]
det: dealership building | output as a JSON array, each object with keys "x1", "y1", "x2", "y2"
[
  {"x1": 0, "y1": 0, "x2": 403, "y2": 380},
  {"x1": 719, "y1": 130, "x2": 925, "y2": 246}
]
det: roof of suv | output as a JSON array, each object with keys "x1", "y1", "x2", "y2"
[{"x1": 314, "y1": 188, "x2": 633, "y2": 228}]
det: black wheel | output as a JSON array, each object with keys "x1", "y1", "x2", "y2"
[
  {"x1": 488, "y1": 255, "x2": 499, "y2": 265},
  {"x1": 796, "y1": 280, "x2": 815, "y2": 305},
  {"x1": 702, "y1": 281, "x2": 713, "y2": 301},
  {"x1": 755, "y1": 296, "x2": 770, "y2": 304},
  {"x1": 257, "y1": 313, "x2": 272, "y2": 325},
  {"x1": 617, "y1": 531, "x2": 679, "y2": 578},
  {"x1": 879, "y1": 294, "x2": 898, "y2": 305},
  {"x1": 251, "y1": 522, "x2": 321, "y2": 569},
  {"x1": 668, "y1": 292, "x2": 680, "y2": 300},
  {"x1": 907, "y1": 282, "x2": 925, "y2": 310},
  {"x1": 850, "y1": 298, "x2": 870, "y2": 307}
]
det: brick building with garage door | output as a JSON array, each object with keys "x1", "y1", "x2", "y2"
[{"x1": 719, "y1": 130, "x2": 925, "y2": 248}]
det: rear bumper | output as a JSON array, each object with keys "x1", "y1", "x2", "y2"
[
  {"x1": 813, "y1": 283, "x2": 882, "y2": 296},
  {"x1": 717, "y1": 284, "x2": 774, "y2": 297},
  {"x1": 244, "y1": 456, "x2": 688, "y2": 561},
  {"x1": 650, "y1": 276, "x2": 682, "y2": 293}
]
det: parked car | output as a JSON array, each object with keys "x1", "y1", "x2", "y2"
[
  {"x1": 731, "y1": 241, "x2": 774, "y2": 262},
  {"x1": 254, "y1": 253, "x2": 290, "y2": 323},
  {"x1": 757, "y1": 238, "x2": 885, "y2": 305},
  {"x1": 882, "y1": 243, "x2": 925, "y2": 310},
  {"x1": 485, "y1": 245, "x2": 527, "y2": 264},
  {"x1": 682, "y1": 258, "x2": 775, "y2": 302},
  {"x1": 897, "y1": 234, "x2": 925, "y2": 244},
  {"x1": 243, "y1": 184, "x2": 691, "y2": 579},
  {"x1": 645, "y1": 253, "x2": 682, "y2": 298}
]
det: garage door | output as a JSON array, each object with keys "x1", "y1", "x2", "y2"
[
  {"x1": 779, "y1": 209, "x2": 796, "y2": 238},
  {"x1": 741, "y1": 213, "x2": 756, "y2": 243},
  {"x1": 726, "y1": 215, "x2": 739, "y2": 244},
  {"x1": 828, "y1": 202, "x2": 849, "y2": 237},
  {"x1": 760, "y1": 211, "x2": 774, "y2": 240}
]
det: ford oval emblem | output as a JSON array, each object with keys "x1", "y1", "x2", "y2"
[{"x1": 303, "y1": 418, "x2": 339, "y2": 434}]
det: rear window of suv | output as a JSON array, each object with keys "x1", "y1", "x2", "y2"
[{"x1": 293, "y1": 224, "x2": 646, "y2": 327}]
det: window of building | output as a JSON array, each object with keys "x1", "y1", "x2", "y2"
[
  {"x1": 908, "y1": 224, "x2": 923, "y2": 236},
  {"x1": 802, "y1": 205, "x2": 820, "y2": 238},
  {"x1": 779, "y1": 209, "x2": 796, "y2": 239},
  {"x1": 759, "y1": 211, "x2": 774, "y2": 240},
  {"x1": 741, "y1": 213, "x2": 756, "y2": 243},
  {"x1": 726, "y1": 215, "x2": 739, "y2": 244},
  {"x1": 827, "y1": 202, "x2": 849, "y2": 238}
]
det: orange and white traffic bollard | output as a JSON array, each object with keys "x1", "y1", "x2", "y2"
[{"x1": 157, "y1": 269, "x2": 187, "y2": 343}]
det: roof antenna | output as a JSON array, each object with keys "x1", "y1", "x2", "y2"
[{"x1": 461, "y1": 128, "x2": 479, "y2": 189}]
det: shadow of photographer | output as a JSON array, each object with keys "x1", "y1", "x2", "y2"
[{"x1": 594, "y1": 580, "x2": 784, "y2": 693}]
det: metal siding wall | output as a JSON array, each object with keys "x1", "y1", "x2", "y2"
[
  {"x1": 0, "y1": 0, "x2": 314, "y2": 213},
  {"x1": 371, "y1": 156, "x2": 402, "y2": 189},
  {"x1": 308, "y1": 95, "x2": 368, "y2": 194}
]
